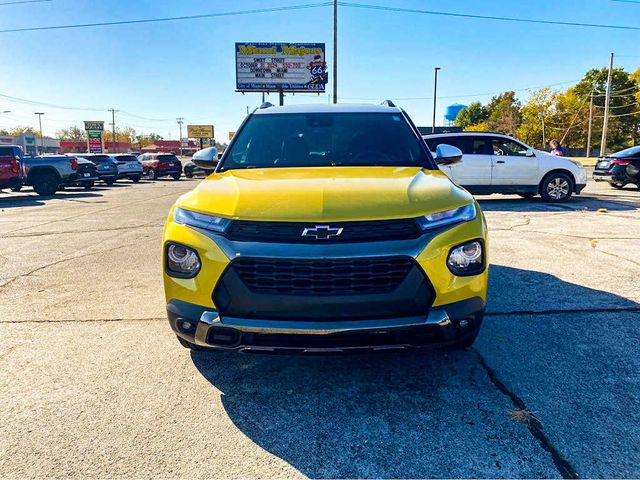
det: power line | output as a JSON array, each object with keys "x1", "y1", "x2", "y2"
[
  {"x1": 338, "y1": 2, "x2": 640, "y2": 31},
  {"x1": 0, "y1": 2, "x2": 331, "y2": 33},
  {"x1": 340, "y1": 80, "x2": 579, "y2": 101},
  {"x1": 0, "y1": 0, "x2": 50, "y2": 5}
]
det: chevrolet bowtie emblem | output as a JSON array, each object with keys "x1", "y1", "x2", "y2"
[{"x1": 301, "y1": 225, "x2": 344, "y2": 240}]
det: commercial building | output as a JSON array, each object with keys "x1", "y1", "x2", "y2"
[{"x1": 0, "y1": 133, "x2": 60, "y2": 155}]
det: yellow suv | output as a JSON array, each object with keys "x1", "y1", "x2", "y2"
[{"x1": 163, "y1": 102, "x2": 488, "y2": 353}]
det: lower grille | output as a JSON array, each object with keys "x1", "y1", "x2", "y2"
[{"x1": 231, "y1": 256, "x2": 414, "y2": 296}]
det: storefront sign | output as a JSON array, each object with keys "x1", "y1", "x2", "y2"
[
  {"x1": 187, "y1": 125, "x2": 214, "y2": 138},
  {"x1": 84, "y1": 121, "x2": 104, "y2": 131},
  {"x1": 87, "y1": 131, "x2": 103, "y2": 153}
]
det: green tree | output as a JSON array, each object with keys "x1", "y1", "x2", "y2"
[
  {"x1": 517, "y1": 87, "x2": 559, "y2": 148},
  {"x1": 485, "y1": 91, "x2": 522, "y2": 136},
  {"x1": 454, "y1": 101, "x2": 488, "y2": 129},
  {"x1": 574, "y1": 67, "x2": 639, "y2": 151}
]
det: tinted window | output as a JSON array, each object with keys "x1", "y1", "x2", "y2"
[
  {"x1": 492, "y1": 138, "x2": 528, "y2": 156},
  {"x1": 116, "y1": 155, "x2": 138, "y2": 162},
  {"x1": 0, "y1": 146, "x2": 21, "y2": 157},
  {"x1": 85, "y1": 155, "x2": 112, "y2": 163},
  {"x1": 158, "y1": 155, "x2": 179, "y2": 162},
  {"x1": 222, "y1": 113, "x2": 430, "y2": 170},
  {"x1": 613, "y1": 146, "x2": 640, "y2": 158},
  {"x1": 426, "y1": 136, "x2": 493, "y2": 155}
]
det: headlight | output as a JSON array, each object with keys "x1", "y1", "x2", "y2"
[
  {"x1": 173, "y1": 207, "x2": 230, "y2": 233},
  {"x1": 447, "y1": 240, "x2": 485, "y2": 276},
  {"x1": 416, "y1": 203, "x2": 476, "y2": 231},
  {"x1": 165, "y1": 242, "x2": 201, "y2": 278}
]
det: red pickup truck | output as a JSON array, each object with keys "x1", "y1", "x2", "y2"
[{"x1": 0, "y1": 145, "x2": 24, "y2": 192}]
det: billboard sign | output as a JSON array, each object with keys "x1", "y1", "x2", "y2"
[
  {"x1": 87, "y1": 131, "x2": 103, "y2": 153},
  {"x1": 187, "y1": 125, "x2": 214, "y2": 138},
  {"x1": 235, "y1": 42, "x2": 327, "y2": 92},
  {"x1": 84, "y1": 121, "x2": 104, "y2": 131}
]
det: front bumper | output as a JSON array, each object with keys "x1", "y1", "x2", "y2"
[
  {"x1": 167, "y1": 296, "x2": 485, "y2": 353},
  {"x1": 117, "y1": 170, "x2": 143, "y2": 178}
]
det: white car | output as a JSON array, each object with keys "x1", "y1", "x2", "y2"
[
  {"x1": 112, "y1": 153, "x2": 143, "y2": 183},
  {"x1": 423, "y1": 132, "x2": 587, "y2": 202}
]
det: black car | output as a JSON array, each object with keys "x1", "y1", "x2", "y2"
[
  {"x1": 593, "y1": 146, "x2": 640, "y2": 189},
  {"x1": 183, "y1": 147, "x2": 219, "y2": 178},
  {"x1": 76, "y1": 154, "x2": 119, "y2": 185}
]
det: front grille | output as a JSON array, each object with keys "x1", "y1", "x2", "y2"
[
  {"x1": 231, "y1": 256, "x2": 415, "y2": 296},
  {"x1": 225, "y1": 218, "x2": 421, "y2": 244}
]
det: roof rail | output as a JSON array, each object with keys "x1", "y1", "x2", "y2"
[
  {"x1": 259, "y1": 102, "x2": 275, "y2": 109},
  {"x1": 381, "y1": 100, "x2": 396, "y2": 107}
]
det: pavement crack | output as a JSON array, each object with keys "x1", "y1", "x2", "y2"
[
  {"x1": 1, "y1": 223, "x2": 163, "y2": 239},
  {"x1": 485, "y1": 306, "x2": 640, "y2": 317},
  {"x1": 0, "y1": 317, "x2": 165, "y2": 324},
  {"x1": 0, "y1": 244, "x2": 129, "y2": 289},
  {"x1": 474, "y1": 350, "x2": 580, "y2": 479}
]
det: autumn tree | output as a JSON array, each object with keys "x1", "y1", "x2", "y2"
[{"x1": 56, "y1": 126, "x2": 86, "y2": 141}]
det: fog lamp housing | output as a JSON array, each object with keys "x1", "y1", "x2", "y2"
[
  {"x1": 165, "y1": 242, "x2": 201, "y2": 278},
  {"x1": 447, "y1": 239, "x2": 485, "y2": 276}
]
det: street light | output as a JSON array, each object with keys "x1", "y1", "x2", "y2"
[
  {"x1": 432, "y1": 67, "x2": 440, "y2": 133},
  {"x1": 34, "y1": 112, "x2": 44, "y2": 154},
  {"x1": 538, "y1": 113, "x2": 546, "y2": 149}
]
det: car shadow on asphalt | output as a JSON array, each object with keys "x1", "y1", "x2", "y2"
[
  {"x1": 189, "y1": 265, "x2": 639, "y2": 478},
  {"x1": 478, "y1": 194, "x2": 639, "y2": 213},
  {"x1": 0, "y1": 191, "x2": 103, "y2": 209}
]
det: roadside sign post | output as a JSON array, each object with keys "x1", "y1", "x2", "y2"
[
  {"x1": 187, "y1": 125, "x2": 214, "y2": 152},
  {"x1": 235, "y1": 43, "x2": 328, "y2": 105},
  {"x1": 84, "y1": 121, "x2": 104, "y2": 154}
]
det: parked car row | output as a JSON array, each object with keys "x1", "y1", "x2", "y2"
[{"x1": 0, "y1": 148, "x2": 193, "y2": 196}]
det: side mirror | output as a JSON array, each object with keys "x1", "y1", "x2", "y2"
[
  {"x1": 192, "y1": 147, "x2": 219, "y2": 170},
  {"x1": 434, "y1": 144, "x2": 463, "y2": 165},
  {"x1": 526, "y1": 149, "x2": 535, "y2": 157}
]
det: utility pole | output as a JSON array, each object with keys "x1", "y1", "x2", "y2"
[
  {"x1": 34, "y1": 112, "x2": 44, "y2": 154},
  {"x1": 538, "y1": 113, "x2": 546, "y2": 149},
  {"x1": 600, "y1": 52, "x2": 614, "y2": 157},
  {"x1": 176, "y1": 117, "x2": 184, "y2": 156},
  {"x1": 109, "y1": 108, "x2": 118, "y2": 153},
  {"x1": 332, "y1": 0, "x2": 337, "y2": 104},
  {"x1": 586, "y1": 92, "x2": 594, "y2": 158},
  {"x1": 432, "y1": 67, "x2": 440, "y2": 133}
]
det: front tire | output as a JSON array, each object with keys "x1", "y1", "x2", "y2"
[
  {"x1": 105, "y1": 178, "x2": 115, "y2": 186},
  {"x1": 172, "y1": 173, "x2": 181, "y2": 181},
  {"x1": 83, "y1": 181, "x2": 94, "y2": 190},
  {"x1": 610, "y1": 181, "x2": 627, "y2": 190},
  {"x1": 540, "y1": 172, "x2": 574, "y2": 203},
  {"x1": 131, "y1": 175, "x2": 141, "y2": 183},
  {"x1": 32, "y1": 173, "x2": 59, "y2": 196}
]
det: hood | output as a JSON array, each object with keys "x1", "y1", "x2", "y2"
[{"x1": 176, "y1": 166, "x2": 473, "y2": 222}]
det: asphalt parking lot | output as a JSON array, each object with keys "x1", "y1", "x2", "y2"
[{"x1": 1, "y1": 177, "x2": 639, "y2": 478}]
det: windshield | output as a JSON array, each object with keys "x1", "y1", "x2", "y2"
[
  {"x1": 220, "y1": 112, "x2": 430, "y2": 170},
  {"x1": 116, "y1": 155, "x2": 138, "y2": 162},
  {"x1": 81, "y1": 155, "x2": 112, "y2": 163},
  {"x1": 158, "y1": 155, "x2": 179, "y2": 162},
  {"x1": 612, "y1": 146, "x2": 640, "y2": 158}
]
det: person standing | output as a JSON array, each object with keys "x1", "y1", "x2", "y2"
[{"x1": 549, "y1": 139, "x2": 566, "y2": 156}]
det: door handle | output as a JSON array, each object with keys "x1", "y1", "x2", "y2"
[{"x1": 496, "y1": 160, "x2": 505, "y2": 164}]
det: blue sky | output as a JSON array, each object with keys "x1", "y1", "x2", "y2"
[{"x1": 1, "y1": 0, "x2": 639, "y2": 140}]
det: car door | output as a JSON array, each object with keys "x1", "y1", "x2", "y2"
[
  {"x1": 448, "y1": 136, "x2": 492, "y2": 186},
  {"x1": 425, "y1": 136, "x2": 492, "y2": 186},
  {"x1": 490, "y1": 137, "x2": 538, "y2": 186}
]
